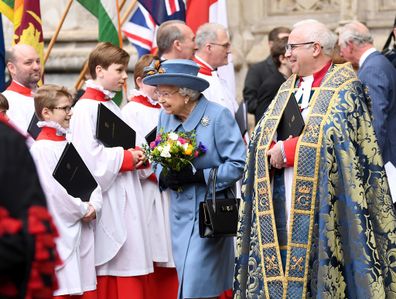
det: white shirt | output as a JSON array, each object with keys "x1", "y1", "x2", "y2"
[{"x1": 359, "y1": 47, "x2": 377, "y2": 68}]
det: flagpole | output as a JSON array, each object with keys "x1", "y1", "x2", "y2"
[
  {"x1": 120, "y1": 0, "x2": 138, "y2": 25},
  {"x1": 119, "y1": 0, "x2": 126, "y2": 10},
  {"x1": 75, "y1": 0, "x2": 138, "y2": 90},
  {"x1": 75, "y1": 62, "x2": 88, "y2": 90},
  {"x1": 116, "y1": 0, "x2": 122, "y2": 48},
  {"x1": 43, "y1": 0, "x2": 74, "y2": 65}
]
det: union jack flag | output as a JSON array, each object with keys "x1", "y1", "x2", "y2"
[{"x1": 122, "y1": 0, "x2": 185, "y2": 57}]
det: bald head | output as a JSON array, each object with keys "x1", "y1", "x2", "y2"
[
  {"x1": 285, "y1": 20, "x2": 335, "y2": 76},
  {"x1": 292, "y1": 20, "x2": 337, "y2": 57},
  {"x1": 156, "y1": 20, "x2": 195, "y2": 59},
  {"x1": 6, "y1": 44, "x2": 41, "y2": 89}
]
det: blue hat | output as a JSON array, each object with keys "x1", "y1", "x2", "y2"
[{"x1": 143, "y1": 59, "x2": 209, "y2": 92}]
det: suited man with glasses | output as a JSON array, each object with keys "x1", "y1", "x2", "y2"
[
  {"x1": 234, "y1": 19, "x2": 396, "y2": 298},
  {"x1": 193, "y1": 23, "x2": 238, "y2": 115}
]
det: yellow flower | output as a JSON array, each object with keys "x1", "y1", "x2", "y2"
[{"x1": 185, "y1": 145, "x2": 193, "y2": 155}]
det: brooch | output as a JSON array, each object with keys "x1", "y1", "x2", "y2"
[{"x1": 200, "y1": 116, "x2": 210, "y2": 127}]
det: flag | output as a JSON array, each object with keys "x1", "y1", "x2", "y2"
[
  {"x1": 122, "y1": 4, "x2": 157, "y2": 57},
  {"x1": 122, "y1": 0, "x2": 185, "y2": 57},
  {"x1": 76, "y1": 0, "x2": 121, "y2": 46},
  {"x1": 0, "y1": 0, "x2": 44, "y2": 83},
  {"x1": 138, "y1": 0, "x2": 185, "y2": 25},
  {"x1": 77, "y1": 0, "x2": 123, "y2": 105},
  {"x1": 0, "y1": 14, "x2": 5, "y2": 91}
]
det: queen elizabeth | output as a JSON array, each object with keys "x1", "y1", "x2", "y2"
[{"x1": 143, "y1": 59, "x2": 246, "y2": 299}]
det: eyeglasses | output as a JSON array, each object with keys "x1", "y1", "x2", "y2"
[
  {"x1": 285, "y1": 41, "x2": 316, "y2": 52},
  {"x1": 210, "y1": 42, "x2": 231, "y2": 49},
  {"x1": 51, "y1": 105, "x2": 72, "y2": 113},
  {"x1": 154, "y1": 89, "x2": 179, "y2": 99}
]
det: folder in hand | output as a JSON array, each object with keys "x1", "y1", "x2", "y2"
[
  {"x1": 96, "y1": 103, "x2": 136, "y2": 149},
  {"x1": 277, "y1": 93, "x2": 305, "y2": 140},
  {"x1": 53, "y1": 143, "x2": 98, "y2": 202},
  {"x1": 145, "y1": 126, "x2": 157, "y2": 144},
  {"x1": 27, "y1": 113, "x2": 41, "y2": 140}
]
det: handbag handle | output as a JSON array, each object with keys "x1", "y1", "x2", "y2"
[
  {"x1": 204, "y1": 168, "x2": 218, "y2": 212},
  {"x1": 204, "y1": 168, "x2": 237, "y2": 213}
]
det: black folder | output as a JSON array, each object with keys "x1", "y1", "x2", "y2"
[
  {"x1": 96, "y1": 103, "x2": 136, "y2": 149},
  {"x1": 145, "y1": 126, "x2": 157, "y2": 144},
  {"x1": 53, "y1": 143, "x2": 97, "y2": 202},
  {"x1": 235, "y1": 101, "x2": 248, "y2": 135},
  {"x1": 277, "y1": 93, "x2": 305, "y2": 140},
  {"x1": 27, "y1": 113, "x2": 41, "y2": 139}
]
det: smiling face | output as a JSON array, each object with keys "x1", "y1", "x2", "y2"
[
  {"x1": 43, "y1": 95, "x2": 73, "y2": 129},
  {"x1": 284, "y1": 27, "x2": 317, "y2": 76},
  {"x1": 7, "y1": 44, "x2": 41, "y2": 89},
  {"x1": 155, "y1": 85, "x2": 185, "y2": 115},
  {"x1": 96, "y1": 63, "x2": 128, "y2": 92}
]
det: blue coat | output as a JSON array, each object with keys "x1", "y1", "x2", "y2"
[
  {"x1": 155, "y1": 96, "x2": 246, "y2": 298},
  {"x1": 358, "y1": 51, "x2": 396, "y2": 165}
]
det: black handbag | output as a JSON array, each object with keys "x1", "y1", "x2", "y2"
[{"x1": 199, "y1": 168, "x2": 240, "y2": 238}]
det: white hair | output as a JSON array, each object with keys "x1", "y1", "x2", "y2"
[
  {"x1": 338, "y1": 21, "x2": 373, "y2": 48},
  {"x1": 178, "y1": 87, "x2": 200, "y2": 101},
  {"x1": 195, "y1": 23, "x2": 228, "y2": 49},
  {"x1": 293, "y1": 19, "x2": 337, "y2": 57}
]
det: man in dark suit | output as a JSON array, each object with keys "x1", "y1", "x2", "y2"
[
  {"x1": 339, "y1": 21, "x2": 396, "y2": 200},
  {"x1": 243, "y1": 26, "x2": 290, "y2": 124}
]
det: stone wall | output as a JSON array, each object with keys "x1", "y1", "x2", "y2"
[{"x1": 2, "y1": 0, "x2": 396, "y2": 100}]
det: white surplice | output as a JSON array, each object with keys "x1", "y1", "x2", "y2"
[
  {"x1": 3, "y1": 85, "x2": 34, "y2": 134},
  {"x1": 30, "y1": 123, "x2": 102, "y2": 295},
  {"x1": 122, "y1": 92, "x2": 175, "y2": 267},
  {"x1": 70, "y1": 90, "x2": 153, "y2": 277}
]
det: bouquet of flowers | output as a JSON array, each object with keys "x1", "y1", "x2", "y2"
[{"x1": 144, "y1": 129, "x2": 207, "y2": 173}]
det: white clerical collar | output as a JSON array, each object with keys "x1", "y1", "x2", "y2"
[
  {"x1": 37, "y1": 120, "x2": 69, "y2": 135},
  {"x1": 359, "y1": 48, "x2": 376, "y2": 68},
  {"x1": 85, "y1": 80, "x2": 116, "y2": 99},
  {"x1": 129, "y1": 89, "x2": 157, "y2": 106}
]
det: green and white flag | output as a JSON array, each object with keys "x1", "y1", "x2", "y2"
[
  {"x1": 77, "y1": 0, "x2": 123, "y2": 105},
  {"x1": 77, "y1": 0, "x2": 120, "y2": 46}
]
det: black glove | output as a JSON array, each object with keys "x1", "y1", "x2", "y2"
[{"x1": 159, "y1": 165, "x2": 205, "y2": 191}]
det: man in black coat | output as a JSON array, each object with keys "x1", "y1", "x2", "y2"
[{"x1": 243, "y1": 26, "x2": 290, "y2": 124}]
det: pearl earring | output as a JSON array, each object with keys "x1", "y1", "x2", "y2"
[{"x1": 184, "y1": 98, "x2": 189, "y2": 104}]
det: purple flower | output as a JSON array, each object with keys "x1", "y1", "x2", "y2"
[{"x1": 198, "y1": 142, "x2": 207, "y2": 154}]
